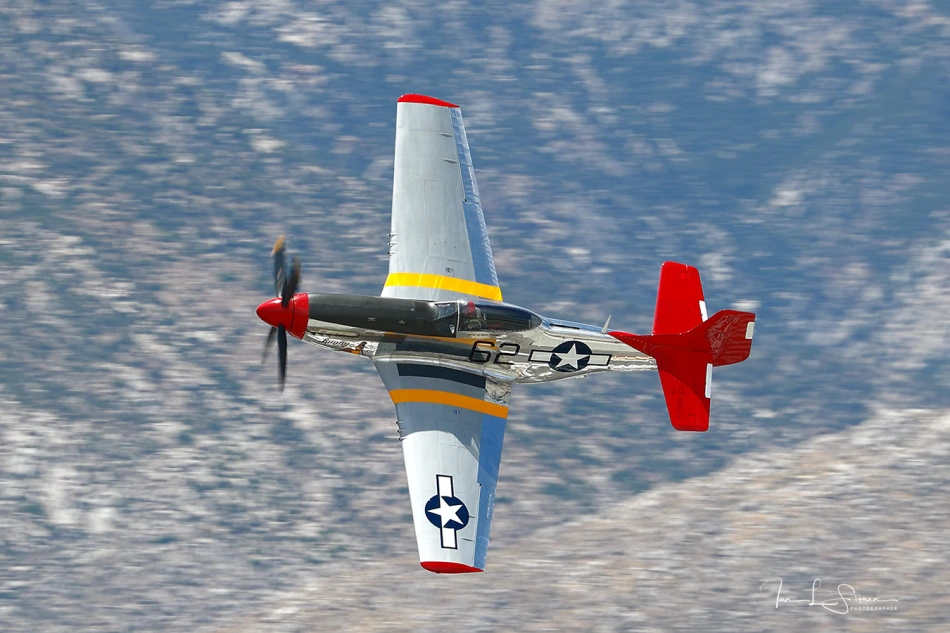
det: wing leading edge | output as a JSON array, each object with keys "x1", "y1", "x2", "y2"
[
  {"x1": 383, "y1": 94, "x2": 501, "y2": 303},
  {"x1": 374, "y1": 360, "x2": 511, "y2": 572}
]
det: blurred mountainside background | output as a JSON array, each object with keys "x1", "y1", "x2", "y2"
[{"x1": 0, "y1": 1, "x2": 948, "y2": 631}]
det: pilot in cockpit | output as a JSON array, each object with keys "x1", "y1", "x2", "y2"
[{"x1": 460, "y1": 300, "x2": 484, "y2": 331}]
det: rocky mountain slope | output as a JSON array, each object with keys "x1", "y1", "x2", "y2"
[{"x1": 216, "y1": 407, "x2": 950, "y2": 633}]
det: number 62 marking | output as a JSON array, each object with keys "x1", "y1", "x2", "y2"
[{"x1": 469, "y1": 340, "x2": 520, "y2": 365}]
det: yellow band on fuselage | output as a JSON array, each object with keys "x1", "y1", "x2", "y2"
[
  {"x1": 388, "y1": 388, "x2": 509, "y2": 418},
  {"x1": 384, "y1": 272, "x2": 503, "y2": 302}
]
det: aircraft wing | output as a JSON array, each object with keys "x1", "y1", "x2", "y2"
[
  {"x1": 382, "y1": 94, "x2": 502, "y2": 303},
  {"x1": 374, "y1": 360, "x2": 511, "y2": 573}
]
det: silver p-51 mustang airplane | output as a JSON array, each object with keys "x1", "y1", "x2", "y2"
[{"x1": 256, "y1": 94, "x2": 756, "y2": 574}]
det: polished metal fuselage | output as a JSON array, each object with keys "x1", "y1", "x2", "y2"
[{"x1": 300, "y1": 297, "x2": 656, "y2": 384}]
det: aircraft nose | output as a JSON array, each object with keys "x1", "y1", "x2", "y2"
[
  {"x1": 256, "y1": 294, "x2": 310, "y2": 339},
  {"x1": 256, "y1": 297, "x2": 290, "y2": 329}
]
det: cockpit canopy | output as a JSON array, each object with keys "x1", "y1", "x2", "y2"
[
  {"x1": 305, "y1": 293, "x2": 541, "y2": 338},
  {"x1": 432, "y1": 300, "x2": 541, "y2": 335}
]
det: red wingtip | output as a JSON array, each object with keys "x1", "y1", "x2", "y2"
[
  {"x1": 420, "y1": 561, "x2": 483, "y2": 574},
  {"x1": 398, "y1": 94, "x2": 459, "y2": 108}
]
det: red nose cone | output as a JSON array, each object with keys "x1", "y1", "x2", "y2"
[
  {"x1": 256, "y1": 294, "x2": 309, "y2": 339},
  {"x1": 256, "y1": 297, "x2": 290, "y2": 329}
]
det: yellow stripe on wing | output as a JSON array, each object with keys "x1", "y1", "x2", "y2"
[
  {"x1": 384, "y1": 273, "x2": 503, "y2": 302},
  {"x1": 388, "y1": 389, "x2": 509, "y2": 418}
]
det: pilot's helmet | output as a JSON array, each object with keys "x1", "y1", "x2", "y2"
[{"x1": 462, "y1": 300, "x2": 476, "y2": 317}]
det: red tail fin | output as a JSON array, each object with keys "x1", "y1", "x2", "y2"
[{"x1": 609, "y1": 262, "x2": 755, "y2": 432}]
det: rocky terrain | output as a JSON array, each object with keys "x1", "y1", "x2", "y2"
[
  {"x1": 0, "y1": 0, "x2": 948, "y2": 630},
  {"x1": 216, "y1": 407, "x2": 950, "y2": 632}
]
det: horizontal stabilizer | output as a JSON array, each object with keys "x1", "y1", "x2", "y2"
[
  {"x1": 656, "y1": 350, "x2": 711, "y2": 432},
  {"x1": 653, "y1": 261, "x2": 706, "y2": 335}
]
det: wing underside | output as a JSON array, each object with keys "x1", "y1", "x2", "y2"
[
  {"x1": 374, "y1": 359, "x2": 510, "y2": 572},
  {"x1": 383, "y1": 94, "x2": 501, "y2": 303}
]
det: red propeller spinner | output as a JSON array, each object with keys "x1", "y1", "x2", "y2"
[{"x1": 256, "y1": 294, "x2": 309, "y2": 340}]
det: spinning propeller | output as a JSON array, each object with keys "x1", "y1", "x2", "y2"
[{"x1": 257, "y1": 236, "x2": 309, "y2": 392}]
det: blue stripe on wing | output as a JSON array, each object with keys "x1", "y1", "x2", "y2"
[{"x1": 396, "y1": 363, "x2": 487, "y2": 389}]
